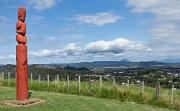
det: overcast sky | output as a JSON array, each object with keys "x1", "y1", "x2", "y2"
[{"x1": 0, "y1": 0, "x2": 180, "y2": 64}]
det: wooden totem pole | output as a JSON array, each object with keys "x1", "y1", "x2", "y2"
[{"x1": 16, "y1": 6, "x2": 28, "y2": 100}]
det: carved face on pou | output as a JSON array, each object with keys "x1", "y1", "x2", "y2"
[{"x1": 18, "y1": 7, "x2": 26, "y2": 22}]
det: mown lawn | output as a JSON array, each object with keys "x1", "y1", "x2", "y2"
[{"x1": 0, "y1": 87, "x2": 175, "y2": 111}]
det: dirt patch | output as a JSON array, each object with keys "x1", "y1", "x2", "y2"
[{"x1": 0, "y1": 98, "x2": 45, "y2": 108}]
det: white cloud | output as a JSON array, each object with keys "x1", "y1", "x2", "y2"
[
  {"x1": 0, "y1": 38, "x2": 152, "y2": 61},
  {"x1": 85, "y1": 38, "x2": 150, "y2": 54},
  {"x1": 64, "y1": 43, "x2": 81, "y2": 56},
  {"x1": 127, "y1": 0, "x2": 180, "y2": 45},
  {"x1": 28, "y1": 38, "x2": 151, "y2": 59},
  {"x1": 74, "y1": 12, "x2": 122, "y2": 26},
  {"x1": 150, "y1": 23, "x2": 180, "y2": 44},
  {"x1": 29, "y1": 49, "x2": 61, "y2": 57},
  {"x1": 28, "y1": 0, "x2": 60, "y2": 10},
  {"x1": 85, "y1": 38, "x2": 129, "y2": 54},
  {"x1": 65, "y1": 43, "x2": 80, "y2": 50},
  {"x1": 0, "y1": 54, "x2": 15, "y2": 60}
]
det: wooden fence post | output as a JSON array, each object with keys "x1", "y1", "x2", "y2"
[
  {"x1": 38, "y1": 75, "x2": 41, "y2": 85},
  {"x1": 88, "y1": 75, "x2": 91, "y2": 93},
  {"x1": 47, "y1": 74, "x2": 49, "y2": 87},
  {"x1": 127, "y1": 79, "x2": 129, "y2": 86},
  {"x1": 142, "y1": 81, "x2": 144, "y2": 94},
  {"x1": 31, "y1": 73, "x2": 33, "y2": 85},
  {"x1": 156, "y1": 82, "x2": 160, "y2": 100},
  {"x1": 113, "y1": 77, "x2": 116, "y2": 86},
  {"x1": 8, "y1": 72, "x2": 10, "y2": 85},
  {"x1": 100, "y1": 76, "x2": 102, "y2": 88},
  {"x1": 1, "y1": 72, "x2": 4, "y2": 81},
  {"x1": 57, "y1": 75, "x2": 59, "y2": 82},
  {"x1": 171, "y1": 85, "x2": 174, "y2": 105},
  {"x1": 56, "y1": 75, "x2": 59, "y2": 87},
  {"x1": 78, "y1": 75, "x2": 81, "y2": 94},
  {"x1": 67, "y1": 75, "x2": 70, "y2": 91},
  {"x1": 1, "y1": 72, "x2": 4, "y2": 85}
]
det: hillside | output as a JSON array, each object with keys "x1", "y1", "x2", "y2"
[{"x1": 52, "y1": 60, "x2": 169, "y2": 69}]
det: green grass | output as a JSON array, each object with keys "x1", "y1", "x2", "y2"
[
  {"x1": 0, "y1": 78, "x2": 180, "y2": 110},
  {"x1": 0, "y1": 87, "x2": 176, "y2": 111}
]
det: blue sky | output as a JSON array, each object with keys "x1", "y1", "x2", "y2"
[{"x1": 0, "y1": 0, "x2": 180, "y2": 64}]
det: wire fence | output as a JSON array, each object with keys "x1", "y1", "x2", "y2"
[{"x1": 0, "y1": 72, "x2": 179, "y2": 110}]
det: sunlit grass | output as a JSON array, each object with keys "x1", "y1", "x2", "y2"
[{"x1": 0, "y1": 77, "x2": 179, "y2": 110}]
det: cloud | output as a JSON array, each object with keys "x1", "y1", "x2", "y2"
[
  {"x1": 29, "y1": 43, "x2": 82, "y2": 58},
  {"x1": 29, "y1": 38, "x2": 151, "y2": 59},
  {"x1": 0, "y1": 54, "x2": 15, "y2": 60},
  {"x1": 85, "y1": 38, "x2": 129, "y2": 54},
  {"x1": 64, "y1": 43, "x2": 81, "y2": 56},
  {"x1": 127, "y1": 0, "x2": 180, "y2": 45},
  {"x1": 28, "y1": 0, "x2": 60, "y2": 10},
  {"x1": 150, "y1": 23, "x2": 180, "y2": 44},
  {"x1": 0, "y1": 38, "x2": 152, "y2": 62},
  {"x1": 29, "y1": 49, "x2": 61, "y2": 57},
  {"x1": 85, "y1": 38, "x2": 150, "y2": 54},
  {"x1": 74, "y1": 12, "x2": 122, "y2": 26}
]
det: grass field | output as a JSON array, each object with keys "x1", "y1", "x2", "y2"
[
  {"x1": 0, "y1": 78, "x2": 180, "y2": 110},
  {"x1": 0, "y1": 87, "x2": 176, "y2": 111}
]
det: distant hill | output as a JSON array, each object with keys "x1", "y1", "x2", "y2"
[
  {"x1": 157, "y1": 59, "x2": 180, "y2": 63},
  {"x1": 2, "y1": 59, "x2": 180, "y2": 70},
  {"x1": 51, "y1": 60, "x2": 170, "y2": 69}
]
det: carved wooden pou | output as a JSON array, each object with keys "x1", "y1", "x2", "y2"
[{"x1": 16, "y1": 6, "x2": 28, "y2": 100}]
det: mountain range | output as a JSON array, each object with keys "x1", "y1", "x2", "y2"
[
  {"x1": 50, "y1": 59, "x2": 177, "y2": 69},
  {"x1": 2, "y1": 59, "x2": 180, "y2": 70}
]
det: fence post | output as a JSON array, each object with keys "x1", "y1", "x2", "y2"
[
  {"x1": 142, "y1": 81, "x2": 144, "y2": 95},
  {"x1": 47, "y1": 74, "x2": 49, "y2": 87},
  {"x1": 38, "y1": 75, "x2": 41, "y2": 86},
  {"x1": 0, "y1": 72, "x2": 4, "y2": 82},
  {"x1": 67, "y1": 75, "x2": 70, "y2": 91},
  {"x1": 56, "y1": 75, "x2": 59, "y2": 87},
  {"x1": 56, "y1": 75, "x2": 59, "y2": 82},
  {"x1": 156, "y1": 82, "x2": 160, "y2": 100},
  {"x1": 78, "y1": 75, "x2": 81, "y2": 94},
  {"x1": 171, "y1": 85, "x2": 174, "y2": 105},
  {"x1": 127, "y1": 79, "x2": 129, "y2": 86},
  {"x1": 88, "y1": 75, "x2": 91, "y2": 93},
  {"x1": 100, "y1": 76, "x2": 102, "y2": 88},
  {"x1": 8, "y1": 72, "x2": 10, "y2": 85},
  {"x1": 113, "y1": 77, "x2": 116, "y2": 86},
  {"x1": 31, "y1": 73, "x2": 33, "y2": 85},
  {"x1": 0, "y1": 72, "x2": 3, "y2": 86},
  {"x1": 1, "y1": 72, "x2": 4, "y2": 81}
]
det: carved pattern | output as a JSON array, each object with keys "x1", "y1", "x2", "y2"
[{"x1": 16, "y1": 7, "x2": 27, "y2": 44}]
